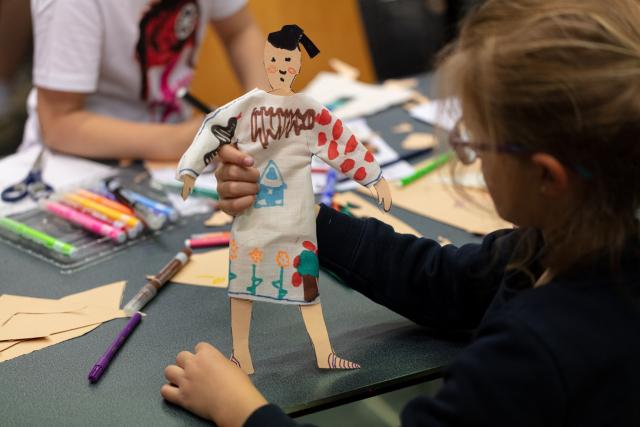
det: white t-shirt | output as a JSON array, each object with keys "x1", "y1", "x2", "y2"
[{"x1": 21, "y1": 0, "x2": 246, "y2": 151}]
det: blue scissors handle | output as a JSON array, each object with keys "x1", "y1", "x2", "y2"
[{"x1": 1, "y1": 171, "x2": 54, "y2": 202}]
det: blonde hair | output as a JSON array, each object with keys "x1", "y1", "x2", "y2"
[{"x1": 437, "y1": 0, "x2": 640, "y2": 275}]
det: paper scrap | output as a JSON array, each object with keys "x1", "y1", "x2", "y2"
[
  {"x1": 383, "y1": 77, "x2": 419, "y2": 90},
  {"x1": 304, "y1": 72, "x2": 413, "y2": 120},
  {"x1": 401, "y1": 133, "x2": 437, "y2": 150},
  {"x1": 392, "y1": 122, "x2": 414, "y2": 134},
  {"x1": 0, "y1": 281, "x2": 127, "y2": 363},
  {"x1": 171, "y1": 249, "x2": 229, "y2": 288},
  {"x1": 328, "y1": 58, "x2": 360, "y2": 81},
  {"x1": 205, "y1": 210, "x2": 233, "y2": 227},
  {"x1": 333, "y1": 192, "x2": 422, "y2": 237},
  {"x1": 0, "y1": 146, "x2": 116, "y2": 216},
  {"x1": 437, "y1": 236, "x2": 452, "y2": 246},
  {"x1": 409, "y1": 98, "x2": 462, "y2": 131},
  {"x1": 359, "y1": 160, "x2": 510, "y2": 234}
]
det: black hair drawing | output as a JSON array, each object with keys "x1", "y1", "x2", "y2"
[{"x1": 267, "y1": 25, "x2": 320, "y2": 58}]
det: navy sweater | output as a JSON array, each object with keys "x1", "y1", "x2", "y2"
[{"x1": 245, "y1": 205, "x2": 640, "y2": 426}]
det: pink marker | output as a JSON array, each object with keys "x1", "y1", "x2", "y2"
[
  {"x1": 185, "y1": 232, "x2": 230, "y2": 249},
  {"x1": 42, "y1": 200, "x2": 127, "y2": 243}
]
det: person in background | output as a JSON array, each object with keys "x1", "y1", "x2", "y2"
[
  {"x1": 160, "y1": 0, "x2": 640, "y2": 425},
  {"x1": 20, "y1": 0, "x2": 267, "y2": 161}
]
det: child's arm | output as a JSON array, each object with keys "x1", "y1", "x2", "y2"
[{"x1": 317, "y1": 204, "x2": 516, "y2": 332}]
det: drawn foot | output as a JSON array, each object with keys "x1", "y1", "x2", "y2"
[
  {"x1": 318, "y1": 352, "x2": 361, "y2": 370},
  {"x1": 230, "y1": 354, "x2": 255, "y2": 375}
]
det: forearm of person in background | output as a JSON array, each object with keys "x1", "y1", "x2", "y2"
[
  {"x1": 37, "y1": 88, "x2": 202, "y2": 160},
  {"x1": 212, "y1": 6, "x2": 269, "y2": 91}
]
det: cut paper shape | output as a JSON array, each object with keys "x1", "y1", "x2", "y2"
[
  {"x1": 204, "y1": 210, "x2": 233, "y2": 227},
  {"x1": 401, "y1": 133, "x2": 437, "y2": 150},
  {"x1": 171, "y1": 248, "x2": 229, "y2": 288},
  {"x1": 392, "y1": 122, "x2": 413, "y2": 134},
  {"x1": 333, "y1": 192, "x2": 422, "y2": 237},
  {"x1": 176, "y1": 25, "x2": 382, "y2": 374},
  {"x1": 0, "y1": 281, "x2": 127, "y2": 363},
  {"x1": 328, "y1": 58, "x2": 360, "y2": 81},
  {"x1": 358, "y1": 160, "x2": 511, "y2": 235}
]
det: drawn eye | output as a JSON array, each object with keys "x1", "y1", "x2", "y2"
[
  {"x1": 285, "y1": 57, "x2": 291, "y2": 62},
  {"x1": 271, "y1": 57, "x2": 276, "y2": 62}
]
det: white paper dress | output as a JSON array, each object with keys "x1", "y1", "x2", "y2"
[{"x1": 177, "y1": 89, "x2": 382, "y2": 304}]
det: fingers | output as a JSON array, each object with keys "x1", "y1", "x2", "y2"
[
  {"x1": 217, "y1": 195, "x2": 256, "y2": 216},
  {"x1": 164, "y1": 365, "x2": 184, "y2": 386},
  {"x1": 195, "y1": 341, "x2": 216, "y2": 354},
  {"x1": 160, "y1": 383, "x2": 182, "y2": 405},
  {"x1": 176, "y1": 350, "x2": 195, "y2": 368},
  {"x1": 217, "y1": 145, "x2": 254, "y2": 167},
  {"x1": 217, "y1": 181, "x2": 259, "y2": 199},
  {"x1": 215, "y1": 163, "x2": 260, "y2": 183}
]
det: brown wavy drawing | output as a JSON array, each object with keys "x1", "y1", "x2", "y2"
[{"x1": 250, "y1": 107, "x2": 316, "y2": 149}]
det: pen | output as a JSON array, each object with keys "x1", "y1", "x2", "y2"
[
  {"x1": 399, "y1": 152, "x2": 453, "y2": 187},
  {"x1": 158, "y1": 180, "x2": 219, "y2": 200},
  {"x1": 121, "y1": 189, "x2": 178, "y2": 222},
  {"x1": 76, "y1": 189, "x2": 134, "y2": 215},
  {"x1": 0, "y1": 216, "x2": 77, "y2": 256},
  {"x1": 320, "y1": 169, "x2": 337, "y2": 206},
  {"x1": 122, "y1": 247, "x2": 192, "y2": 315},
  {"x1": 64, "y1": 193, "x2": 143, "y2": 232},
  {"x1": 177, "y1": 87, "x2": 212, "y2": 114},
  {"x1": 60, "y1": 199, "x2": 140, "y2": 239},
  {"x1": 41, "y1": 200, "x2": 127, "y2": 243},
  {"x1": 104, "y1": 180, "x2": 167, "y2": 231},
  {"x1": 337, "y1": 148, "x2": 433, "y2": 183},
  {"x1": 88, "y1": 312, "x2": 142, "y2": 383},
  {"x1": 185, "y1": 232, "x2": 230, "y2": 249}
]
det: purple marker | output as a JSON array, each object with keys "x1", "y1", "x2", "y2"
[{"x1": 88, "y1": 312, "x2": 142, "y2": 383}]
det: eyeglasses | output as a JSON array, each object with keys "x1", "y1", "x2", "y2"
[
  {"x1": 447, "y1": 120, "x2": 592, "y2": 178},
  {"x1": 447, "y1": 120, "x2": 533, "y2": 165}
]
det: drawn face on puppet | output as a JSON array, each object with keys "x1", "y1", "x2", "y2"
[{"x1": 264, "y1": 41, "x2": 302, "y2": 91}]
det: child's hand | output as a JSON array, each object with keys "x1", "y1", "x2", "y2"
[
  {"x1": 214, "y1": 145, "x2": 260, "y2": 216},
  {"x1": 161, "y1": 342, "x2": 268, "y2": 427}
]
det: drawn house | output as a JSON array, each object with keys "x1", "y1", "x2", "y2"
[{"x1": 255, "y1": 160, "x2": 287, "y2": 208}]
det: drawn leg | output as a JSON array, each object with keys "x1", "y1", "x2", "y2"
[
  {"x1": 230, "y1": 297, "x2": 255, "y2": 375},
  {"x1": 300, "y1": 303, "x2": 360, "y2": 370}
]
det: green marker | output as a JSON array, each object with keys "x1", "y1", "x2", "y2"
[
  {"x1": 0, "y1": 217, "x2": 77, "y2": 257},
  {"x1": 400, "y1": 152, "x2": 453, "y2": 187},
  {"x1": 161, "y1": 181, "x2": 219, "y2": 200}
]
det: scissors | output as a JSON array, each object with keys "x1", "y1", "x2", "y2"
[{"x1": 1, "y1": 148, "x2": 54, "y2": 202}]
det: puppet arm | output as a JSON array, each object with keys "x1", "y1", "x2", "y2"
[{"x1": 310, "y1": 106, "x2": 392, "y2": 211}]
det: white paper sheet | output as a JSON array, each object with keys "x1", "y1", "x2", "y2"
[
  {"x1": 0, "y1": 146, "x2": 116, "y2": 216},
  {"x1": 303, "y1": 72, "x2": 413, "y2": 120},
  {"x1": 409, "y1": 98, "x2": 462, "y2": 131}
]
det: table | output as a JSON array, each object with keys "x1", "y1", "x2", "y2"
[{"x1": 0, "y1": 74, "x2": 482, "y2": 426}]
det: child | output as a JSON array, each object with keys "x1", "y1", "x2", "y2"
[
  {"x1": 21, "y1": 0, "x2": 266, "y2": 160},
  {"x1": 161, "y1": 0, "x2": 640, "y2": 425}
]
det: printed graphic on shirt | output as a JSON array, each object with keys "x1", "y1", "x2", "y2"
[
  {"x1": 136, "y1": 0, "x2": 200, "y2": 122},
  {"x1": 255, "y1": 160, "x2": 287, "y2": 208}
]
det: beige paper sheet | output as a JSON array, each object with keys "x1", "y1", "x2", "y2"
[
  {"x1": 401, "y1": 132, "x2": 437, "y2": 150},
  {"x1": 0, "y1": 281, "x2": 127, "y2": 363},
  {"x1": 333, "y1": 192, "x2": 422, "y2": 237},
  {"x1": 359, "y1": 162, "x2": 511, "y2": 234},
  {"x1": 204, "y1": 210, "x2": 233, "y2": 227},
  {"x1": 171, "y1": 249, "x2": 229, "y2": 288}
]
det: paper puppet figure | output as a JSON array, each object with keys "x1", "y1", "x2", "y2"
[{"x1": 177, "y1": 25, "x2": 392, "y2": 374}]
